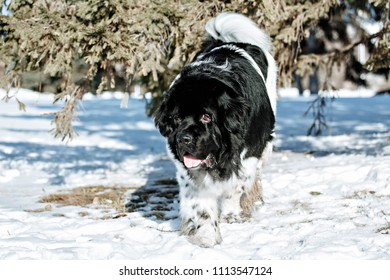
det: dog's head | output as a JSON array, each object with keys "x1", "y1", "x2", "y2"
[{"x1": 154, "y1": 75, "x2": 250, "y2": 172}]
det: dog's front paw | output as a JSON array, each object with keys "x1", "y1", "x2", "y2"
[
  {"x1": 181, "y1": 220, "x2": 222, "y2": 248},
  {"x1": 188, "y1": 223, "x2": 222, "y2": 248}
]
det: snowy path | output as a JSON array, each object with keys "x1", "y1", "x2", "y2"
[{"x1": 0, "y1": 89, "x2": 389, "y2": 259}]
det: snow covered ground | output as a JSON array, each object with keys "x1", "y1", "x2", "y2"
[{"x1": 0, "y1": 88, "x2": 389, "y2": 260}]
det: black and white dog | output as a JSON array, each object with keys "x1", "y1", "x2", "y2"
[{"x1": 154, "y1": 12, "x2": 277, "y2": 247}]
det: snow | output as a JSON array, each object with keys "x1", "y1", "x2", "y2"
[{"x1": 0, "y1": 88, "x2": 389, "y2": 260}]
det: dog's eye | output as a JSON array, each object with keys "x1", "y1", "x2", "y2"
[{"x1": 200, "y1": 114, "x2": 212, "y2": 124}]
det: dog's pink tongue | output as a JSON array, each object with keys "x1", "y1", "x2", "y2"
[{"x1": 183, "y1": 155, "x2": 202, "y2": 169}]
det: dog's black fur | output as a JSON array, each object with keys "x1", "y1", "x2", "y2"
[{"x1": 154, "y1": 41, "x2": 275, "y2": 181}]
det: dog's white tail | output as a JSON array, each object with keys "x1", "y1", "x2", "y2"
[
  {"x1": 206, "y1": 12, "x2": 277, "y2": 116},
  {"x1": 205, "y1": 12, "x2": 272, "y2": 52}
]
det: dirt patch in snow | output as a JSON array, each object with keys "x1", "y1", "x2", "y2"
[
  {"x1": 39, "y1": 185, "x2": 132, "y2": 211},
  {"x1": 27, "y1": 179, "x2": 180, "y2": 221}
]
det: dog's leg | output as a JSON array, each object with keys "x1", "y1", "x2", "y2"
[
  {"x1": 180, "y1": 186, "x2": 222, "y2": 247},
  {"x1": 220, "y1": 156, "x2": 264, "y2": 223},
  {"x1": 239, "y1": 154, "x2": 267, "y2": 217},
  {"x1": 240, "y1": 169, "x2": 263, "y2": 216},
  {"x1": 220, "y1": 184, "x2": 246, "y2": 223},
  {"x1": 220, "y1": 171, "x2": 263, "y2": 223},
  {"x1": 177, "y1": 170, "x2": 222, "y2": 247}
]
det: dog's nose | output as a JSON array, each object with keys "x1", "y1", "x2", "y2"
[{"x1": 177, "y1": 132, "x2": 193, "y2": 145}]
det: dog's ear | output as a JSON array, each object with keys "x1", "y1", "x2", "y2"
[
  {"x1": 218, "y1": 90, "x2": 250, "y2": 135},
  {"x1": 153, "y1": 98, "x2": 175, "y2": 137}
]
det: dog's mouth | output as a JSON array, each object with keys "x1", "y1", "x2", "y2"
[{"x1": 182, "y1": 154, "x2": 216, "y2": 170}]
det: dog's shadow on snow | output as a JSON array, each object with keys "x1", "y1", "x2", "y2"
[{"x1": 124, "y1": 153, "x2": 181, "y2": 230}]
